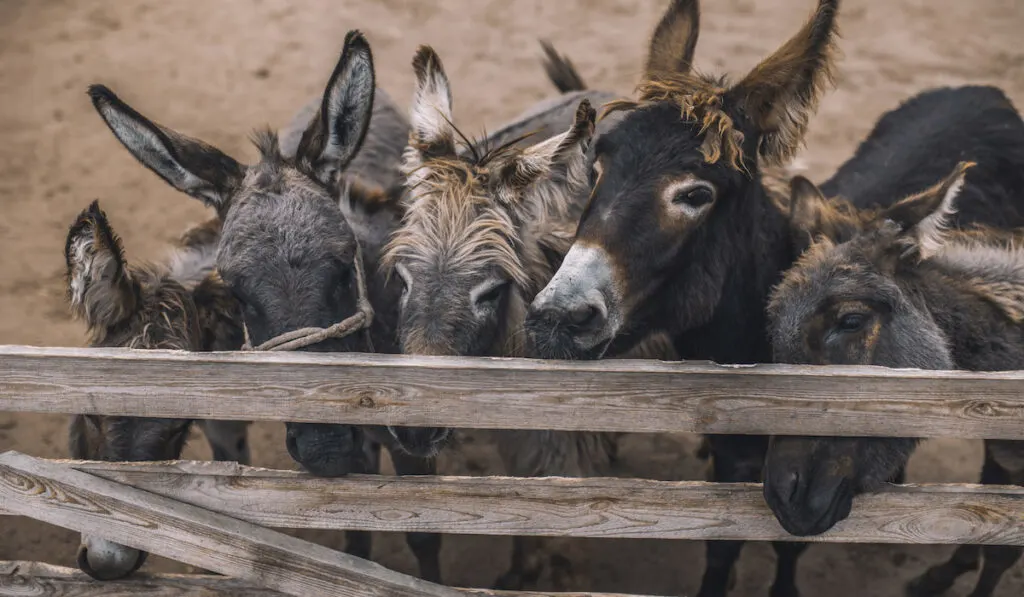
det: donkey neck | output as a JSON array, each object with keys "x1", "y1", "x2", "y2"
[{"x1": 670, "y1": 176, "x2": 795, "y2": 364}]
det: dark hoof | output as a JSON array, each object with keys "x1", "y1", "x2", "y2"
[
  {"x1": 492, "y1": 571, "x2": 525, "y2": 591},
  {"x1": 76, "y1": 541, "x2": 148, "y2": 581},
  {"x1": 770, "y1": 584, "x2": 801, "y2": 597}
]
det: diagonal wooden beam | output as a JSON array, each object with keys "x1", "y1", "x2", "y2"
[
  {"x1": 0, "y1": 452, "x2": 462, "y2": 597},
  {"x1": 0, "y1": 561, "x2": 667, "y2": 597}
]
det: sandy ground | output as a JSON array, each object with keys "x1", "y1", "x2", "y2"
[{"x1": 1, "y1": 0, "x2": 1023, "y2": 595}]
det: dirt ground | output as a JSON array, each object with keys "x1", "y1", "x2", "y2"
[{"x1": 1, "y1": 0, "x2": 1023, "y2": 595}]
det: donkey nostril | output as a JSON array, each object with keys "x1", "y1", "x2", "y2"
[{"x1": 568, "y1": 304, "x2": 600, "y2": 328}]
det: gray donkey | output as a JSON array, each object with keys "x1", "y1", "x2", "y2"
[
  {"x1": 65, "y1": 201, "x2": 253, "y2": 579},
  {"x1": 85, "y1": 31, "x2": 445, "y2": 582},
  {"x1": 768, "y1": 163, "x2": 1024, "y2": 597},
  {"x1": 378, "y1": 46, "x2": 678, "y2": 591}
]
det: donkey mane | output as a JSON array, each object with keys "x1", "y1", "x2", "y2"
[{"x1": 933, "y1": 228, "x2": 1024, "y2": 323}]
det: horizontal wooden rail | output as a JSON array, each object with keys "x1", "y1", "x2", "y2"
[
  {"x1": 2, "y1": 459, "x2": 1022, "y2": 546},
  {"x1": 0, "y1": 562, "x2": 664, "y2": 597},
  {"x1": 1, "y1": 345, "x2": 1024, "y2": 439}
]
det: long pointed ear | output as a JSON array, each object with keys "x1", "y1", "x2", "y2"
[
  {"x1": 788, "y1": 176, "x2": 829, "y2": 236},
  {"x1": 65, "y1": 201, "x2": 137, "y2": 330},
  {"x1": 408, "y1": 46, "x2": 456, "y2": 159},
  {"x1": 881, "y1": 162, "x2": 972, "y2": 259},
  {"x1": 726, "y1": 0, "x2": 839, "y2": 166},
  {"x1": 296, "y1": 30, "x2": 376, "y2": 187},
  {"x1": 645, "y1": 0, "x2": 701, "y2": 80},
  {"x1": 495, "y1": 100, "x2": 598, "y2": 217},
  {"x1": 88, "y1": 85, "x2": 244, "y2": 214},
  {"x1": 499, "y1": 99, "x2": 597, "y2": 196}
]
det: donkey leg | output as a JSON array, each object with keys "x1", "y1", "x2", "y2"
[
  {"x1": 906, "y1": 545, "x2": 981, "y2": 597},
  {"x1": 199, "y1": 420, "x2": 251, "y2": 465},
  {"x1": 344, "y1": 439, "x2": 381, "y2": 560},
  {"x1": 967, "y1": 546, "x2": 1022, "y2": 597},
  {"x1": 697, "y1": 435, "x2": 769, "y2": 597},
  {"x1": 388, "y1": 447, "x2": 443, "y2": 584},
  {"x1": 769, "y1": 542, "x2": 808, "y2": 597},
  {"x1": 493, "y1": 536, "x2": 548, "y2": 590}
]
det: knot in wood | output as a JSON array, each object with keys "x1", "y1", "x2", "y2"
[{"x1": 358, "y1": 395, "x2": 376, "y2": 408}]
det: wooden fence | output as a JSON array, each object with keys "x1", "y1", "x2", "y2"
[{"x1": 1, "y1": 344, "x2": 1023, "y2": 596}]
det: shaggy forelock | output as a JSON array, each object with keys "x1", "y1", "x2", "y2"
[
  {"x1": 602, "y1": 72, "x2": 747, "y2": 172},
  {"x1": 383, "y1": 160, "x2": 532, "y2": 290}
]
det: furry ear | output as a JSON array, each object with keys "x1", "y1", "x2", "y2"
[
  {"x1": 296, "y1": 30, "x2": 376, "y2": 187},
  {"x1": 882, "y1": 162, "x2": 972, "y2": 259},
  {"x1": 408, "y1": 46, "x2": 456, "y2": 158},
  {"x1": 645, "y1": 0, "x2": 701, "y2": 80},
  {"x1": 65, "y1": 201, "x2": 137, "y2": 331},
  {"x1": 497, "y1": 99, "x2": 597, "y2": 199},
  {"x1": 788, "y1": 175, "x2": 829, "y2": 235},
  {"x1": 726, "y1": 0, "x2": 839, "y2": 166},
  {"x1": 88, "y1": 85, "x2": 244, "y2": 215}
]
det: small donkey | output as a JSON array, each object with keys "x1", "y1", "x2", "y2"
[
  {"x1": 86, "y1": 31, "x2": 444, "y2": 582},
  {"x1": 64, "y1": 200, "x2": 251, "y2": 579},
  {"x1": 379, "y1": 46, "x2": 677, "y2": 590},
  {"x1": 768, "y1": 163, "x2": 1024, "y2": 597}
]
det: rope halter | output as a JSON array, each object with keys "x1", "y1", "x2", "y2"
[{"x1": 241, "y1": 241, "x2": 375, "y2": 352}]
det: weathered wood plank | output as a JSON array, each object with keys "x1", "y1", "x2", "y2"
[
  {"x1": 0, "y1": 561, "x2": 284, "y2": 596},
  {"x1": 0, "y1": 452, "x2": 463, "y2": 597},
  {"x1": 0, "y1": 562, "x2": 664, "y2": 597},
  {"x1": 1, "y1": 345, "x2": 1024, "y2": 439},
  {"x1": 3, "y1": 460, "x2": 1023, "y2": 546}
]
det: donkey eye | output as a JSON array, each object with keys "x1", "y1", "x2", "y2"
[
  {"x1": 673, "y1": 185, "x2": 715, "y2": 208},
  {"x1": 474, "y1": 281, "x2": 509, "y2": 308},
  {"x1": 836, "y1": 313, "x2": 867, "y2": 333}
]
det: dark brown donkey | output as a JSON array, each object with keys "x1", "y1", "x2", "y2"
[
  {"x1": 86, "y1": 31, "x2": 443, "y2": 582},
  {"x1": 525, "y1": 1, "x2": 840, "y2": 595},
  {"x1": 65, "y1": 201, "x2": 250, "y2": 579},
  {"x1": 768, "y1": 163, "x2": 1023, "y2": 597}
]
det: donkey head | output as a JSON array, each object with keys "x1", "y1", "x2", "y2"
[
  {"x1": 88, "y1": 31, "x2": 378, "y2": 477},
  {"x1": 763, "y1": 163, "x2": 971, "y2": 536},
  {"x1": 378, "y1": 47, "x2": 596, "y2": 456},
  {"x1": 527, "y1": 0, "x2": 840, "y2": 359},
  {"x1": 65, "y1": 201, "x2": 206, "y2": 580}
]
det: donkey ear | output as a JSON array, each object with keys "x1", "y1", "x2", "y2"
[
  {"x1": 788, "y1": 175, "x2": 830, "y2": 237},
  {"x1": 296, "y1": 30, "x2": 376, "y2": 187},
  {"x1": 65, "y1": 200, "x2": 137, "y2": 330},
  {"x1": 726, "y1": 0, "x2": 839, "y2": 166},
  {"x1": 881, "y1": 162, "x2": 972, "y2": 259},
  {"x1": 645, "y1": 0, "x2": 701, "y2": 80},
  {"x1": 408, "y1": 46, "x2": 456, "y2": 157},
  {"x1": 88, "y1": 85, "x2": 244, "y2": 214},
  {"x1": 498, "y1": 99, "x2": 597, "y2": 199}
]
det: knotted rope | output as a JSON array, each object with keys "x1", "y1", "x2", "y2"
[{"x1": 241, "y1": 242, "x2": 375, "y2": 352}]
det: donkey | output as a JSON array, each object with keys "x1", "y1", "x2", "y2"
[
  {"x1": 523, "y1": 1, "x2": 841, "y2": 595},
  {"x1": 85, "y1": 31, "x2": 444, "y2": 583},
  {"x1": 767, "y1": 163, "x2": 1024, "y2": 597},
  {"x1": 65, "y1": 200, "x2": 253, "y2": 579},
  {"x1": 380, "y1": 46, "x2": 603, "y2": 590}
]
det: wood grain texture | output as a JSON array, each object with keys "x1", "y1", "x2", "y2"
[
  {"x1": 1, "y1": 345, "x2": 1024, "y2": 439},
  {"x1": 0, "y1": 562, "x2": 663, "y2": 597},
  {"x1": 0, "y1": 453, "x2": 463, "y2": 597},
  {"x1": 2, "y1": 460, "x2": 1023, "y2": 546},
  {"x1": 0, "y1": 561, "x2": 283, "y2": 596}
]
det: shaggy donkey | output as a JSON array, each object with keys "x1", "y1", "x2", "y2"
[
  {"x1": 65, "y1": 201, "x2": 252, "y2": 579},
  {"x1": 378, "y1": 46, "x2": 677, "y2": 590},
  {"x1": 768, "y1": 163, "x2": 1023, "y2": 597},
  {"x1": 85, "y1": 31, "x2": 444, "y2": 582}
]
